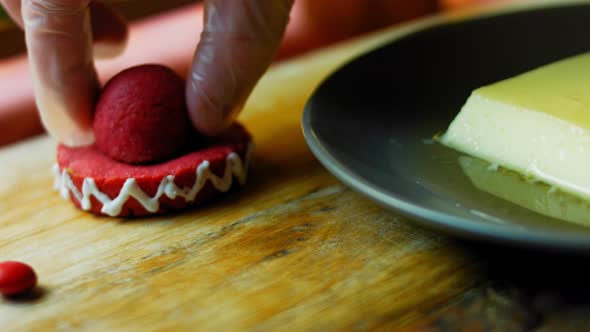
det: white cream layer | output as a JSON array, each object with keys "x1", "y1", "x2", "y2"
[
  {"x1": 53, "y1": 144, "x2": 253, "y2": 216},
  {"x1": 441, "y1": 94, "x2": 590, "y2": 200}
]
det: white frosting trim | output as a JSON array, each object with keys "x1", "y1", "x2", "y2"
[{"x1": 53, "y1": 144, "x2": 253, "y2": 216}]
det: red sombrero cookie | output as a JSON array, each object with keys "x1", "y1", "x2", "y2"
[{"x1": 53, "y1": 64, "x2": 253, "y2": 217}]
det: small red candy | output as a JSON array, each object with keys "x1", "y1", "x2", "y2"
[
  {"x1": 0, "y1": 261, "x2": 37, "y2": 296},
  {"x1": 93, "y1": 64, "x2": 193, "y2": 164}
]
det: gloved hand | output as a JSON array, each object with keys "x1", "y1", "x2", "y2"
[
  {"x1": 186, "y1": 1, "x2": 293, "y2": 136},
  {"x1": 0, "y1": 0, "x2": 128, "y2": 146},
  {"x1": 0, "y1": 0, "x2": 293, "y2": 146}
]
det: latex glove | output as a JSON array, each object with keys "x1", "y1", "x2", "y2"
[
  {"x1": 1, "y1": 0, "x2": 293, "y2": 145},
  {"x1": 0, "y1": 0, "x2": 128, "y2": 146},
  {"x1": 186, "y1": 0, "x2": 294, "y2": 135}
]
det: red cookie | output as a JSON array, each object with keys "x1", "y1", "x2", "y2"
[
  {"x1": 54, "y1": 124, "x2": 252, "y2": 217},
  {"x1": 93, "y1": 64, "x2": 192, "y2": 164}
]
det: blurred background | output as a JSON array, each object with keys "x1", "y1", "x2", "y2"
[
  {"x1": 0, "y1": 0, "x2": 515, "y2": 59},
  {"x1": 0, "y1": 0, "x2": 518, "y2": 145},
  {"x1": 0, "y1": 0, "x2": 202, "y2": 59}
]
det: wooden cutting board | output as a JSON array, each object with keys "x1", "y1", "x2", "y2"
[{"x1": 2, "y1": 10, "x2": 583, "y2": 331}]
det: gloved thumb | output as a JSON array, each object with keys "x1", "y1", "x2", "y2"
[{"x1": 186, "y1": 0, "x2": 294, "y2": 135}]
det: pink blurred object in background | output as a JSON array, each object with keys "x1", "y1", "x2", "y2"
[{"x1": 0, "y1": 0, "x2": 514, "y2": 146}]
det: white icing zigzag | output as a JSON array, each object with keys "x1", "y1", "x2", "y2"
[{"x1": 53, "y1": 144, "x2": 253, "y2": 217}]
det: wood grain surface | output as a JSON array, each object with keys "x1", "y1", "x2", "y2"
[{"x1": 2, "y1": 5, "x2": 590, "y2": 331}]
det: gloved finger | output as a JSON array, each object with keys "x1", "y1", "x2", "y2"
[
  {"x1": 186, "y1": 0, "x2": 294, "y2": 135},
  {"x1": 22, "y1": 0, "x2": 98, "y2": 146},
  {"x1": 1, "y1": 0, "x2": 128, "y2": 58}
]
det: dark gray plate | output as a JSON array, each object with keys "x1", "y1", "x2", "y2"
[{"x1": 302, "y1": 1, "x2": 590, "y2": 252}]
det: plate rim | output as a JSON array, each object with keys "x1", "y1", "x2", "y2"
[{"x1": 302, "y1": 0, "x2": 590, "y2": 251}]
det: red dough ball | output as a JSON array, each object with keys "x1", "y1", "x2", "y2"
[
  {"x1": 0, "y1": 261, "x2": 37, "y2": 296},
  {"x1": 94, "y1": 64, "x2": 192, "y2": 164}
]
